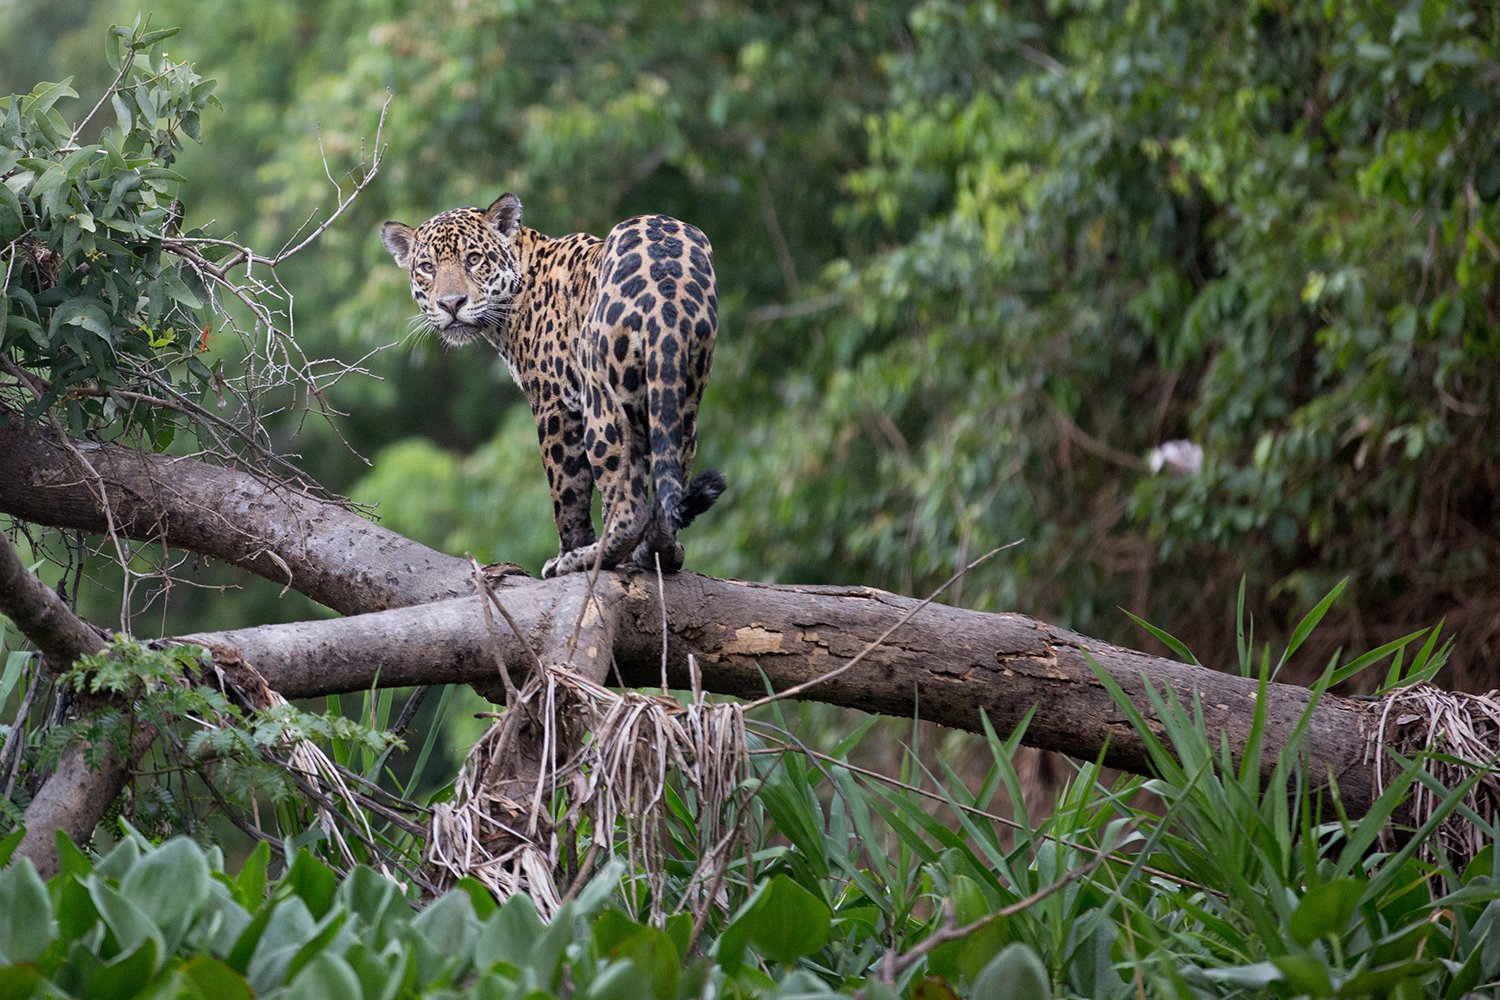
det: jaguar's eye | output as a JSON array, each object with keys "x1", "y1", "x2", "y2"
[
  {"x1": 465, "y1": 251, "x2": 484, "y2": 269},
  {"x1": 415, "y1": 260, "x2": 435, "y2": 276}
]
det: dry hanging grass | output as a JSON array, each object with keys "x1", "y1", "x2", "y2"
[
  {"x1": 1367, "y1": 682, "x2": 1500, "y2": 869},
  {"x1": 426, "y1": 662, "x2": 749, "y2": 919},
  {"x1": 426, "y1": 568, "x2": 750, "y2": 920}
]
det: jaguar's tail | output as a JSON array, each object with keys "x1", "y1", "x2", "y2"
[
  {"x1": 640, "y1": 462, "x2": 724, "y2": 573},
  {"x1": 653, "y1": 464, "x2": 725, "y2": 536},
  {"x1": 677, "y1": 469, "x2": 726, "y2": 530}
]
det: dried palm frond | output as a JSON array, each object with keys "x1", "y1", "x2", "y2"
[
  {"x1": 426, "y1": 655, "x2": 748, "y2": 922},
  {"x1": 1366, "y1": 682, "x2": 1500, "y2": 869}
]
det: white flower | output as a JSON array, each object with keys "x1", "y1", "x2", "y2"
[{"x1": 1147, "y1": 440, "x2": 1204, "y2": 476}]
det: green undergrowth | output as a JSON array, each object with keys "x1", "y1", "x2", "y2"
[{"x1": 2, "y1": 595, "x2": 1498, "y2": 998}]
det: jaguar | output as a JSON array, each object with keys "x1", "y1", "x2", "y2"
[{"x1": 381, "y1": 193, "x2": 723, "y2": 577}]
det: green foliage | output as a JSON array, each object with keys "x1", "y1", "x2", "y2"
[
  {"x1": 18, "y1": 636, "x2": 410, "y2": 866},
  {"x1": 0, "y1": 831, "x2": 875, "y2": 999},
  {"x1": 0, "y1": 592, "x2": 1495, "y2": 997},
  {"x1": 351, "y1": 406, "x2": 556, "y2": 568},
  {"x1": 5, "y1": 618, "x2": 1493, "y2": 999},
  {"x1": 695, "y1": 0, "x2": 1500, "y2": 670},
  {"x1": 1, "y1": 18, "x2": 219, "y2": 444}
]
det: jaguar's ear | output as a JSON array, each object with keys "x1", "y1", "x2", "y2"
[
  {"x1": 381, "y1": 221, "x2": 416, "y2": 268},
  {"x1": 485, "y1": 193, "x2": 522, "y2": 239}
]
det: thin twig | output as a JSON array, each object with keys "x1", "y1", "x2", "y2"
[
  {"x1": 470, "y1": 557, "x2": 522, "y2": 707},
  {"x1": 471, "y1": 560, "x2": 544, "y2": 677},
  {"x1": 655, "y1": 552, "x2": 670, "y2": 694}
]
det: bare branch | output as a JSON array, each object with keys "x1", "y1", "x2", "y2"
[{"x1": 0, "y1": 531, "x2": 105, "y2": 670}]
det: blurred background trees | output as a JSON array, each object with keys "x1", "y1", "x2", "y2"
[{"x1": 3, "y1": 0, "x2": 1496, "y2": 687}]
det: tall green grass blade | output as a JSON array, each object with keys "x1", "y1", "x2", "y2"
[
  {"x1": 1234, "y1": 577, "x2": 1251, "y2": 676},
  {"x1": 1274, "y1": 578, "x2": 1348, "y2": 680},
  {"x1": 1120, "y1": 608, "x2": 1201, "y2": 666},
  {"x1": 0, "y1": 651, "x2": 31, "y2": 710},
  {"x1": 1329, "y1": 628, "x2": 1434, "y2": 689},
  {"x1": 1378, "y1": 621, "x2": 1450, "y2": 693},
  {"x1": 978, "y1": 709, "x2": 1037, "y2": 838}
]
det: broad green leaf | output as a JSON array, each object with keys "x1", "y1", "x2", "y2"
[
  {"x1": 245, "y1": 897, "x2": 316, "y2": 994},
  {"x1": 334, "y1": 865, "x2": 401, "y2": 943},
  {"x1": 408, "y1": 889, "x2": 477, "y2": 982},
  {"x1": 448, "y1": 876, "x2": 499, "y2": 921},
  {"x1": 593, "y1": 910, "x2": 680, "y2": 1000},
  {"x1": 345, "y1": 941, "x2": 410, "y2": 1000},
  {"x1": 161, "y1": 271, "x2": 203, "y2": 309},
  {"x1": 284, "y1": 908, "x2": 354, "y2": 985},
  {"x1": 972, "y1": 943, "x2": 1051, "y2": 1000},
  {"x1": 24, "y1": 79, "x2": 77, "y2": 116},
  {"x1": 911, "y1": 978, "x2": 962, "y2": 1000},
  {"x1": 87, "y1": 877, "x2": 164, "y2": 961},
  {"x1": 282, "y1": 850, "x2": 336, "y2": 919},
  {"x1": 119, "y1": 837, "x2": 211, "y2": 945},
  {"x1": 50, "y1": 298, "x2": 114, "y2": 342},
  {"x1": 285, "y1": 951, "x2": 362, "y2": 1000},
  {"x1": 476, "y1": 893, "x2": 548, "y2": 973},
  {"x1": 27, "y1": 164, "x2": 69, "y2": 215},
  {"x1": 232, "y1": 840, "x2": 270, "y2": 908},
  {"x1": 136, "y1": 26, "x2": 181, "y2": 47},
  {"x1": 477, "y1": 893, "x2": 579, "y2": 993},
  {"x1": 0, "y1": 965, "x2": 44, "y2": 1000},
  {"x1": 0, "y1": 829, "x2": 23, "y2": 869},
  {"x1": 927, "y1": 875, "x2": 1008, "y2": 985},
  {"x1": 720, "y1": 874, "x2": 831, "y2": 967},
  {"x1": 581, "y1": 958, "x2": 652, "y2": 1000},
  {"x1": 86, "y1": 938, "x2": 157, "y2": 1000},
  {"x1": 0, "y1": 861, "x2": 54, "y2": 963},
  {"x1": 178, "y1": 955, "x2": 252, "y2": 1000}
]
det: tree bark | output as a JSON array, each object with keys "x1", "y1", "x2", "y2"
[
  {"x1": 0, "y1": 425, "x2": 472, "y2": 613},
  {"x1": 0, "y1": 424, "x2": 1384, "y2": 874}
]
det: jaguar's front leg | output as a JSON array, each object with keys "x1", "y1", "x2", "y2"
[
  {"x1": 545, "y1": 382, "x2": 653, "y2": 577},
  {"x1": 536, "y1": 404, "x2": 596, "y2": 579}
]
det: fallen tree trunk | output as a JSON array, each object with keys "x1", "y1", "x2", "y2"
[
  {"x1": 0, "y1": 424, "x2": 1384, "y2": 876},
  {"x1": 187, "y1": 572, "x2": 1379, "y2": 816}
]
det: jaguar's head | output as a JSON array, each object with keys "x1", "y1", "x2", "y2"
[{"x1": 381, "y1": 193, "x2": 524, "y2": 347}]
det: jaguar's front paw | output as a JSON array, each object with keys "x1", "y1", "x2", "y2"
[{"x1": 543, "y1": 543, "x2": 599, "y2": 578}]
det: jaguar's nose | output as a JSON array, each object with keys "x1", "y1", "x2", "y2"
[{"x1": 436, "y1": 294, "x2": 468, "y2": 318}]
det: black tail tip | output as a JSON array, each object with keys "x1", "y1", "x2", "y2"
[{"x1": 679, "y1": 469, "x2": 726, "y2": 527}]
